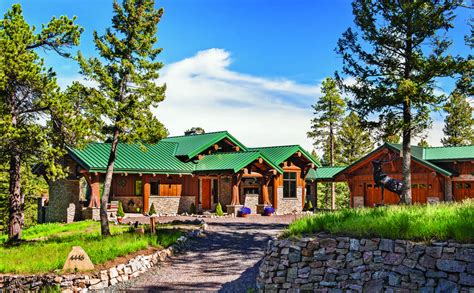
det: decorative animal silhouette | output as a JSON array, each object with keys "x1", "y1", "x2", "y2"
[{"x1": 371, "y1": 155, "x2": 404, "y2": 205}]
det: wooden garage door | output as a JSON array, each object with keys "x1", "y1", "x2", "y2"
[
  {"x1": 365, "y1": 183, "x2": 400, "y2": 207},
  {"x1": 454, "y1": 181, "x2": 474, "y2": 201},
  {"x1": 411, "y1": 183, "x2": 428, "y2": 204}
]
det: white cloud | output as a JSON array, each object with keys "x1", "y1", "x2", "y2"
[
  {"x1": 57, "y1": 48, "x2": 454, "y2": 151},
  {"x1": 154, "y1": 48, "x2": 321, "y2": 150}
]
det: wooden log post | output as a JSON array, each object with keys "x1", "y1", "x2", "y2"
[
  {"x1": 143, "y1": 174, "x2": 151, "y2": 214},
  {"x1": 89, "y1": 173, "x2": 101, "y2": 208},
  {"x1": 150, "y1": 217, "x2": 156, "y2": 234},
  {"x1": 231, "y1": 172, "x2": 243, "y2": 205},
  {"x1": 261, "y1": 175, "x2": 273, "y2": 205}
]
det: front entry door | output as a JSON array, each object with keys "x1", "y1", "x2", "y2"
[{"x1": 201, "y1": 179, "x2": 212, "y2": 210}]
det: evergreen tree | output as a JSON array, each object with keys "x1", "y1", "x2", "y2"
[
  {"x1": 78, "y1": 0, "x2": 167, "y2": 236},
  {"x1": 0, "y1": 4, "x2": 83, "y2": 241},
  {"x1": 336, "y1": 0, "x2": 464, "y2": 204},
  {"x1": 441, "y1": 92, "x2": 474, "y2": 146},
  {"x1": 417, "y1": 139, "x2": 430, "y2": 148},
  {"x1": 307, "y1": 77, "x2": 346, "y2": 210},
  {"x1": 338, "y1": 111, "x2": 374, "y2": 165}
]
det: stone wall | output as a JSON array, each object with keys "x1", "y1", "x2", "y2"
[
  {"x1": 149, "y1": 196, "x2": 180, "y2": 215},
  {"x1": 113, "y1": 196, "x2": 143, "y2": 213},
  {"x1": 0, "y1": 222, "x2": 206, "y2": 292},
  {"x1": 258, "y1": 234, "x2": 474, "y2": 292},
  {"x1": 45, "y1": 180, "x2": 81, "y2": 223},
  {"x1": 243, "y1": 194, "x2": 259, "y2": 214},
  {"x1": 178, "y1": 195, "x2": 196, "y2": 214},
  {"x1": 276, "y1": 186, "x2": 303, "y2": 215},
  {"x1": 219, "y1": 177, "x2": 232, "y2": 210}
]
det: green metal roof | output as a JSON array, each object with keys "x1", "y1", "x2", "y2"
[
  {"x1": 306, "y1": 166, "x2": 347, "y2": 180},
  {"x1": 162, "y1": 131, "x2": 247, "y2": 159},
  {"x1": 194, "y1": 151, "x2": 283, "y2": 174},
  {"x1": 424, "y1": 145, "x2": 474, "y2": 161},
  {"x1": 386, "y1": 144, "x2": 452, "y2": 176},
  {"x1": 68, "y1": 142, "x2": 195, "y2": 174},
  {"x1": 249, "y1": 145, "x2": 321, "y2": 167}
]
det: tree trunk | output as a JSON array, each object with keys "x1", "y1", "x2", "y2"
[
  {"x1": 8, "y1": 150, "x2": 23, "y2": 242},
  {"x1": 329, "y1": 120, "x2": 336, "y2": 210},
  {"x1": 401, "y1": 100, "x2": 412, "y2": 204},
  {"x1": 8, "y1": 103, "x2": 23, "y2": 242},
  {"x1": 100, "y1": 128, "x2": 120, "y2": 236}
]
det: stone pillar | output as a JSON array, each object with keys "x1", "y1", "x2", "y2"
[
  {"x1": 143, "y1": 174, "x2": 150, "y2": 213},
  {"x1": 444, "y1": 177, "x2": 453, "y2": 202}
]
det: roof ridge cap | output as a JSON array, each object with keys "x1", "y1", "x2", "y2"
[
  {"x1": 249, "y1": 144, "x2": 300, "y2": 149},
  {"x1": 164, "y1": 130, "x2": 228, "y2": 139},
  {"x1": 424, "y1": 144, "x2": 474, "y2": 149}
]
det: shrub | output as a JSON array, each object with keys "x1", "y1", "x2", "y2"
[
  {"x1": 215, "y1": 202, "x2": 224, "y2": 216},
  {"x1": 117, "y1": 201, "x2": 125, "y2": 217},
  {"x1": 148, "y1": 203, "x2": 156, "y2": 216},
  {"x1": 304, "y1": 200, "x2": 313, "y2": 211},
  {"x1": 189, "y1": 202, "x2": 197, "y2": 215}
]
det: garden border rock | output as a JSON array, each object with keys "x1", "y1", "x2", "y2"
[
  {"x1": 0, "y1": 220, "x2": 207, "y2": 292},
  {"x1": 257, "y1": 233, "x2": 474, "y2": 292}
]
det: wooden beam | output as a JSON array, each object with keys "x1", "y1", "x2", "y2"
[
  {"x1": 198, "y1": 154, "x2": 204, "y2": 160},
  {"x1": 231, "y1": 172, "x2": 244, "y2": 205},
  {"x1": 233, "y1": 146, "x2": 240, "y2": 151},
  {"x1": 258, "y1": 157, "x2": 263, "y2": 164},
  {"x1": 296, "y1": 151, "x2": 302, "y2": 157},
  {"x1": 143, "y1": 174, "x2": 150, "y2": 214},
  {"x1": 213, "y1": 144, "x2": 219, "y2": 150}
]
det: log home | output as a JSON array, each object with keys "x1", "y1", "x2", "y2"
[
  {"x1": 307, "y1": 143, "x2": 474, "y2": 208},
  {"x1": 40, "y1": 131, "x2": 319, "y2": 222}
]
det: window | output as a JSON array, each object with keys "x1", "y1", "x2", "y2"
[
  {"x1": 212, "y1": 179, "x2": 219, "y2": 204},
  {"x1": 465, "y1": 183, "x2": 472, "y2": 189},
  {"x1": 283, "y1": 172, "x2": 297, "y2": 198},
  {"x1": 306, "y1": 184, "x2": 312, "y2": 196},
  {"x1": 135, "y1": 180, "x2": 143, "y2": 196},
  {"x1": 150, "y1": 181, "x2": 160, "y2": 196}
]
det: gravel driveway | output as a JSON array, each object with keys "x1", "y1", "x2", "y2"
[{"x1": 110, "y1": 215, "x2": 295, "y2": 292}]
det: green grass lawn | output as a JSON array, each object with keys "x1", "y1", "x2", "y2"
[
  {"x1": 285, "y1": 200, "x2": 474, "y2": 242},
  {"x1": 0, "y1": 221, "x2": 183, "y2": 274}
]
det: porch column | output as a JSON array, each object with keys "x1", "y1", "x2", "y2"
[
  {"x1": 444, "y1": 177, "x2": 453, "y2": 202},
  {"x1": 89, "y1": 173, "x2": 101, "y2": 208},
  {"x1": 143, "y1": 174, "x2": 151, "y2": 213},
  {"x1": 231, "y1": 173, "x2": 243, "y2": 205},
  {"x1": 261, "y1": 175, "x2": 272, "y2": 205},
  {"x1": 273, "y1": 176, "x2": 278, "y2": 209},
  {"x1": 302, "y1": 181, "x2": 306, "y2": 209}
]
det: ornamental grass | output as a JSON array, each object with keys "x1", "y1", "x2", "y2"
[{"x1": 285, "y1": 200, "x2": 474, "y2": 243}]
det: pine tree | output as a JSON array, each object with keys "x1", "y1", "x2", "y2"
[
  {"x1": 441, "y1": 92, "x2": 474, "y2": 146},
  {"x1": 417, "y1": 139, "x2": 430, "y2": 148},
  {"x1": 336, "y1": 0, "x2": 464, "y2": 204},
  {"x1": 307, "y1": 77, "x2": 346, "y2": 210},
  {"x1": 338, "y1": 111, "x2": 374, "y2": 165},
  {"x1": 78, "y1": 0, "x2": 167, "y2": 236},
  {"x1": 0, "y1": 4, "x2": 83, "y2": 241}
]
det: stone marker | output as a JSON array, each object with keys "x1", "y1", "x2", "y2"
[{"x1": 63, "y1": 246, "x2": 94, "y2": 272}]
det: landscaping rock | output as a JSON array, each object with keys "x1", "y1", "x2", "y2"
[{"x1": 436, "y1": 259, "x2": 466, "y2": 273}]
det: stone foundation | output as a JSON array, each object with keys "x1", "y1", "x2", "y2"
[
  {"x1": 257, "y1": 234, "x2": 474, "y2": 292},
  {"x1": 150, "y1": 196, "x2": 179, "y2": 215},
  {"x1": 276, "y1": 186, "x2": 303, "y2": 214}
]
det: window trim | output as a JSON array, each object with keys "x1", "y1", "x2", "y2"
[
  {"x1": 135, "y1": 179, "x2": 143, "y2": 196},
  {"x1": 283, "y1": 172, "x2": 298, "y2": 198}
]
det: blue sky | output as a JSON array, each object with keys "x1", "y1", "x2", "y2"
[{"x1": 2, "y1": 0, "x2": 472, "y2": 150}]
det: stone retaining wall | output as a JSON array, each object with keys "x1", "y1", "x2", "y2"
[
  {"x1": 257, "y1": 234, "x2": 474, "y2": 292},
  {"x1": 0, "y1": 221, "x2": 207, "y2": 292}
]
